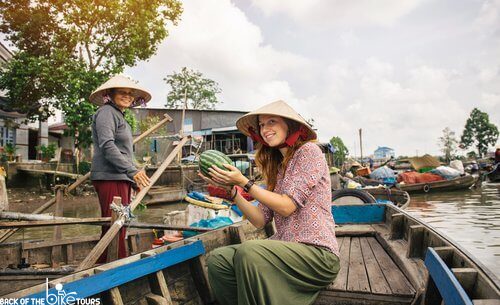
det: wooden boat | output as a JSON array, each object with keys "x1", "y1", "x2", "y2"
[
  {"x1": 3, "y1": 203, "x2": 499, "y2": 304},
  {"x1": 331, "y1": 188, "x2": 410, "y2": 208},
  {"x1": 363, "y1": 188, "x2": 410, "y2": 208},
  {"x1": 486, "y1": 164, "x2": 500, "y2": 182},
  {"x1": 144, "y1": 186, "x2": 186, "y2": 205},
  {"x1": 396, "y1": 175, "x2": 477, "y2": 194}
]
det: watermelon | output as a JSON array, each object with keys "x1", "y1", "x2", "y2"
[{"x1": 199, "y1": 150, "x2": 233, "y2": 177}]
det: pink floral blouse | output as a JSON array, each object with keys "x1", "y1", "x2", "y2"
[{"x1": 259, "y1": 142, "x2": 339, "y2": 257}]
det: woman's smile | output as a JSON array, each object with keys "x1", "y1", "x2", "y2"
[{"x1": 259, "y1": 115, "x2": 288, "y2": 147}]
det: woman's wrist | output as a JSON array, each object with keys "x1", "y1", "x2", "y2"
[
  {"x1": 230, "y1": 185, "x2": 240, "y2": 201},
  {"x1": 239, "y1": 177, "x2": 249, "y2": 188}
]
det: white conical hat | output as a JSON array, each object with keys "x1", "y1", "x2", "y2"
[
  {"x1": 89, "y1": 75, "x2": 151, "y2": 107},
  {"x1": 236, "y1": 100, "x2": 317, "y2": 141}
]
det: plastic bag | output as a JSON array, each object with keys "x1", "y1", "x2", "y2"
[
  {"x1": 449, "y1": 160, "x2": 464, "y2": 174},
  {"x1": 430, "y1": 166, "x2": 461, "y2": 180},
  {"x1": 370, "y1": 166, "x2": 396, "y2": 181}
]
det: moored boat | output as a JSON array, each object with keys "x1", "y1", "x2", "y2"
[
  {"x1": 363, "y1": 188, "x2": 410, "y2": 208},
  {"x1": 486, "y1": 164, "x2": 500, "y2": 182},
  {"x1": 3, "y1": 203, "x2": 499, "y2": 304},
  {"x1": 396, "y1": 174, "x2": 478, "y2": 194}
]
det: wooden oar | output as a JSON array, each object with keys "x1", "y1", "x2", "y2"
[
  {"x1": 0, "y1": 114, "x2": 173, "y2": 243},
  {"x1": 77, "y1": 136, "x2": 190, "y2": 271}
]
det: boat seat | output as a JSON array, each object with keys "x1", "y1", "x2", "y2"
[{"x1": 315, "y1": 236, "x2": 416, "y2": 305}]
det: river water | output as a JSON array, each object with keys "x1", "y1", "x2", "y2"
[
  {"x1": 405, "y1": 182, "x2": 500, "y2": 278},
  {"x1": 9, "y1": 182, "x2": 499, "y2": 277}
]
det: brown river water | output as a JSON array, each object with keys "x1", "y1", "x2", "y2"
[
  {"x1": 405, "y1": 181, "x2": 500, "y2": 278},
  {"x1": 10, "y1": 182, "x2": 499, "y2": 277}
]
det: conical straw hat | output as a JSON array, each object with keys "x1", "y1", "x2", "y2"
[
  {"x1": 236, "y1": 100, "x2": 317, "y2": 141},
  {"x1": 89, "y1": 75, "x2": 151, "y2": 107}
]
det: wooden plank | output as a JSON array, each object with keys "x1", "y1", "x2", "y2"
[
  {"x1": 145, "y1": 293, "x2": 169, "y2": 305},
  {"x1": 330, "y1": 237, "x2": 350, "y2": 291},
  {"x1": 316, "y1": 289, "x2": 415, "y2": 304},
  {"x1": 0, "y1": 218, "x2": 110, "y2": 228},
  {"x1": 129, "y1": 235, "x2": 138, "y2": 255},
  {"x1": 424, "y1": 274, "x2": 443, "y2": 305},
  {"x1": 390, "y1": 213, "x2": 404, "y2": 240},
  {"x1": 23, "y1": 240, "x2": 205, "y2": 300},
  {"x1": 473, "y1": 300, "x2": 500, "y2": 305},
  {"x1": 51, "y1": 186, "x2": 64, "y2": 267},
  {"x1": 334, "y1": 224, "x2": 376, "y2": 236},
  {"x1": 77, "y1": 136, "x2": 190, "y2": 271},
  {"x1": 424, "y1": 247, "x2": 474, "y2": 305},
  {"x1": 107, "y1": 196, "x2": 122, "y2": 262},
  {"x1": 433, "y1": 246, "x2": 454, "y2": 267},
  {"x1": 367, "y1": 237, "x2": 415, "y2": 297},
  {"x1": 109, "y1": 287, "x2": 125, "y2": 305},
  {"x1": 371, "y1": 223, "x2": 427, "y2": 293},
  {"x1": 189, "y1": 255, "x2": 215, "y2": 303},
  {"x1": 407, "y1": 225, "x2": 425, "y2": 258},
  {"x1": 17, "y1": 168, "x2": 80, "y2": 179},
  {"x1": 360, "y1": 237, "x2": 392, "y2": 295},
  {"x1": 229, "y1": 223, "x2": 247, "y2": 244},
  {"x1": 332, "y1": 204, "x2": 386, "y2": 224},
  {"x1": 452, "y1": 268, "x2": 478, "y2": 297},
  {"x1": 66, "y1": 244, "x2": 74, "y2": 264},
  {"x1": 0, "y1": 175, "x2": 8, "y2": 212},
  {"x1": 347, "y1": 237, "x2": 370, "y2": 293},
  {"x1": 148, "y1": 271, "x2": 173, "y2": 305},
  {"x1": 22, "y1": 235, "x2": 100, "y2": 250}
]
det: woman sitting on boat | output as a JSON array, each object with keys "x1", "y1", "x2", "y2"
[
  {"x1": 202, "y1": 100, "x2": 340, "y2": 305},
  {"x1": 89, "y1": 75, "x2": 151, "y2": 262}
]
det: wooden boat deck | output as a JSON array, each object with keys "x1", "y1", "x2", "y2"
[{"x1": 317, "y1": 236, "x2": 416, "y2": 305}]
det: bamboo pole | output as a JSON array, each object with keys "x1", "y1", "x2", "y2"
[
  {"x1": 0, "y1": 218, "x2": 212, "y2": 232},
  {"x1": 0, "y1": 114, "x2": 173, "y2": 243},
  {"x1": 77, "y1": 136, "x2": 190, "y2": 271}
]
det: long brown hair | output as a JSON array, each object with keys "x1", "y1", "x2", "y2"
[{"x1": 254, "y1": 118, "x2": 308, "y2": 191}]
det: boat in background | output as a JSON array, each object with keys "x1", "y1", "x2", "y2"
[
  {"x1": 5, "y1": 203, "x2": 499, "y2": 304},
  {"x1": 396, "y1": 175, "x2": 477, "y2": 194},
  {"x1": 486, "y1": 164, "x2": 500, "y2": 182}
]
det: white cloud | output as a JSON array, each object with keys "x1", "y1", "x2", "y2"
[
  {"x1": 310, "y1": 59, "x2": 469, "y2": 156},
  {"x1": 126, "y1": 0, "x2": 309, "y2": 111},
  {"x1": 122, "y1": 0, "x2": 498, "y2": 156},
  {"x1": 250, "y1": 0, "x2": 426, "y2": 27}
]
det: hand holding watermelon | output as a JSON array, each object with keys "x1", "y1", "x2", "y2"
[
  {"x1": 198, "y1": 150, "x2": 246, "y2": 189},
  {"x1": 209, "y1": 163, "x2": 246, "y2": 187}
]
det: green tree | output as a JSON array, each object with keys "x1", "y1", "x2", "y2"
[
  {"x1": 164, "y1": 67, "x2": 222, "y2": 109},
  {"x1": 0, "y1": 0, "x2": 182, "y2": 147},
  {"x1": 438, "y1": 127, "x2": 458, "y2": 163},
  {"x1": 329, "y1": 136, "x2": 349, "y2": 167},
  {"x1": 460, "y1": 108, "x2": 498, "y2": 158}
]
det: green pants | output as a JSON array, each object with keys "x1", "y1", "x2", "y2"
[{"x1": 207, "y1": 239, "x2": 340, "y2": 305}]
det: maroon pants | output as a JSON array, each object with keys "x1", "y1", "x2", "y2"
[{"x1": 92, "y1": 180, "x2": 131, "y2": 263}]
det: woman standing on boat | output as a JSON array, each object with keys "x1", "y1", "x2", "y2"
[
  {"x1": 89, "y1": 75, "x2": 151, "y2": 261},
  {"x1": 203, "y1": 100, "x2": 340, "y2": 305}
]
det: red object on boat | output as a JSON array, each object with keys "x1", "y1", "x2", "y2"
[
  {"x1": 162, "y1": 233, "x2": 184, "y2": 244},
  {"x1": 397, "y1": 172, "x2": 445, "y2": 184},
  {"x1": 207, "y1": 184, "x2": 254, "y2": 201},
  {"x1": 152, "y1": 238, "x2": 164, "y2": 248}
]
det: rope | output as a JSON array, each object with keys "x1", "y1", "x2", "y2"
[{"x1": 110, "y1": 202, "x2": 136, "y2": 221}]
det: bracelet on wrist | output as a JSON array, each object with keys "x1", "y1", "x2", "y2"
[
  {"x1": 243, "y1": 179, "x2": 255, "y2": 193},
  {"x1": 230, "y1": 185, "x2": 242, "y2": 201}
]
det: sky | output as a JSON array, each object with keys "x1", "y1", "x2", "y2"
[{"x1": 4, "y1": 0, "x2": 499, "y2": 157}]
